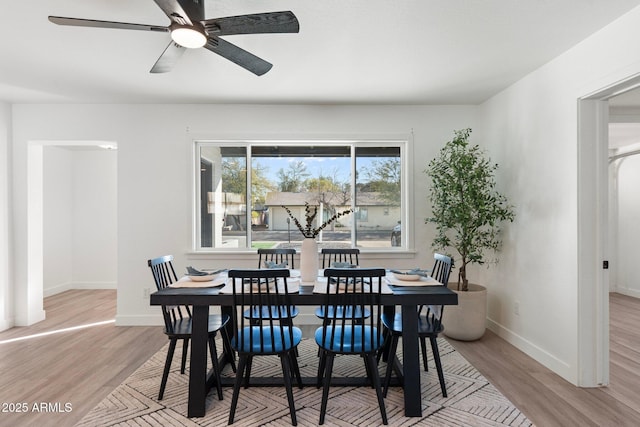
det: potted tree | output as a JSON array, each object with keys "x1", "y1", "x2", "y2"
[{"x1": 425, "y1": 128, "x2": 515, "y2": 341}]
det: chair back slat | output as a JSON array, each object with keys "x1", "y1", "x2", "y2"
[
  {"x1": 321, "y1": 248, "x2": 360, "y2": 268},
  {"x1": 257, "y1": 248, "x2": 296, "y2": 269},
  {"x1": 228, "y1": 269, "x2": 294, "y2": 354}
]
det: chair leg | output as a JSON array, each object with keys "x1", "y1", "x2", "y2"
[
  {"x1": 229, "y1": 354, "x2": 248, "y2": 425},
  {"x1": 220, "y1": 326, "x2": 237, "y2": 373},
  {"x1": 289, "y1": 351, "x2": 303, "y2": 389},
  {"x1": 319, "y1": 352, "x2": 335, "y2": 425},
  {"x1": 366, "y1": 353, "x2": 388, "y2": 425},
  {"x1": 180, "y1": 338, "x2": 189, "y2": 374},
  {"x1": 159, "y1": 339, "x2": 177, "y2": 400},
  {"x1": 317, "y1": 349, "x2": 327, "y2": 388},
  {"x1": 382, "y1": 334, "x2": 399, "y2": 398},
  {"x1": 420, "y1": 336, "x2": 429, "y2": 371},
  {"x1": 208, "y1": 337, "x2": 223, "y2": 401},
  {"x1": 377, "y1": 327, "x2": 390, "y2": 363},
  {"x1": 430, "y1": 336, "x2": 447, "y2": 398},
  {"x1": 280, "y1": 352, "x2": 298, "y2": 426},
  {"x1": 244, "y1": 355, "x2": 253, "y2": 389},
  {"x1": 363, "y1": 353, "x2": 373, "y2": 388}
]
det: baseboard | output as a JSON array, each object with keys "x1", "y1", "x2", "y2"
[
  {"x1": 612, "y1": 287, "x2": 640, "y2": 299},
  {"x1": 44, "y1": 281, "x2": 117, "y2": 297},
  {"x1": 14, "y1": 309, "x2": 46, "y2": 326},
  {"x1": 43, "y1": 282, "x2": 73, "y2": 297},
  {"x1": 486, "y1": 317, "x2": 575, "y2": 385},
  {"x1": 0, "y1": 317, "x2": 13, "y2": 332}
]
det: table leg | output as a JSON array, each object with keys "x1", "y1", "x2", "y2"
[
  {"x1": 401, "y1": 304, "x2": 421, "y2": 417},
  {"x1": 188, "y1": 305, "x2": 210, "y2": 417}
]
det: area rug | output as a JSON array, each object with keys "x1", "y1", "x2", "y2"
[{"x1": 76, "y1": 338, "x2": 533, "y2": 426}]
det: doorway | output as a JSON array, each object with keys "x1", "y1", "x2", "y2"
[
  {"x1": 578, "y1": 73, "x2": 640, "y2": 387},
  {"x1": 21, "y1": 141, "x2": 117, "y2": 325}
]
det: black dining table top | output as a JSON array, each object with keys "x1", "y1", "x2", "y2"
[{"x1": 150, "y1": 281, "x2": 458, "y2": 306}]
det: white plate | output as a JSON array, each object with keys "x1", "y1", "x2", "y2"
[
  {"x1": 188, "y1": 274, "x2": 216, "y2": 282},
  {"x1": 392, "y1": 271, "x2": 421, "y2": 281}
]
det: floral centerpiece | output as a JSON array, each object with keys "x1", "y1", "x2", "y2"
[{"x1": 282, "y1": 203, "x2": 352, "y2": 238}]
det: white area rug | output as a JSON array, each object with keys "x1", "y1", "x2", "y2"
[{"x1": 76, "y1": 338, "x2": 533, "y2": 426}]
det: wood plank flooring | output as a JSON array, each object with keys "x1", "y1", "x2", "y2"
[
  {"x1": 0, "y1": 290, "x2": 166, "y2": 427},
  {"x1": 1, "y1": 290, "x2": 638, "y2": 426},
  {"x1": 449, "y1": 292, "x2": 640, "y2": 427}
]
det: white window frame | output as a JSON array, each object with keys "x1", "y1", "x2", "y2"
[{"x1": 192, "y1": 138, "x2": 411, "y2": 252}]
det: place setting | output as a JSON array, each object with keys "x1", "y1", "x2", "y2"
[
  {"x1": 167, "y1": 266, "x2": 228, "y2": 288},
  {"x1": 385, "y1": 268, "x2": 441, "y2": 287}
]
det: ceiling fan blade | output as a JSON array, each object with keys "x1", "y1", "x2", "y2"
[
  {"x1": 178, "y1": 0, "x2": 205, "y2": 22},
  {"x1": 153, "y1": 0, "x2": 204, "y2": 25},
  {"x1": 48, "y1": 16, "x2": 168, "y2": 32},
  {"x1": 150, "y1": 41, "x2": 187, "y2": 73},
  {"x1": 204, "y1": 37, "x2": 272, "y2": 76},
  {"x1": 203, "y1": 11, "x2": 299, "y2": 36}
]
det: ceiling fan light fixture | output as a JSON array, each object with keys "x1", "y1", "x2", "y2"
[{"x1": 171, "y1": 25, "x2": 207, "y2": 48}]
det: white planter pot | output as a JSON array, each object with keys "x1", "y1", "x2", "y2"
[
  {"x1": 441, "y1": 283, "x2": 487, "y2": 341},
  {"x1": 299, "y1": 238, "x2": 319, "y2": 282}
]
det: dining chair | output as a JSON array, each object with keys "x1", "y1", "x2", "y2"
[
  {"x1": 258, "y1": 247, "x2": 296, "y2": 269},
  {"x1": 227, "y1": 268, "x2": 302, "y2": 425},
  {"x1": 247, "y1": 248, "x2": 300, "y2": 324},
  {"x1": 380, "y1": 253, "x2": 453, "y2": 398},
  {"x1": 321, "y1": 247, "x2": 360, "y2": 268},
  {"x1": 147, "y1": 255, "x2": 235, "y2": 401},
  {"x1": 315, "y1": 248, "x2": 369, "y2": 325},
  {"x1": 315, "y1": 268, "x2": 388, "y2": 425}
]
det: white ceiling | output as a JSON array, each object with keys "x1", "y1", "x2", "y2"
[{"x1": 3, "y1": 0, "x2": 640, "y2": 105}]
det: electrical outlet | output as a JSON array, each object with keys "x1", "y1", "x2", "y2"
[
  {"x1": 143, "y1": 287, "x2": 151, "y2": 298},
  {"x1": 514, "y1": 301, "x2": 520, "y2": 316}
]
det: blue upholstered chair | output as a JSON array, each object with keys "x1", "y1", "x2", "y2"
[
  {"x1": 227, "y1": 268, "x2": 302, "y2": 425},
  {"x1": 315, "y1": 267, "x2": 388, "y2": 425}
]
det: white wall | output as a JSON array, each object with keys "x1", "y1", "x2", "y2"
[
  {"x1": 0, "y1": 102, "x2": 11, "y2": 331},
  {"x1": 43, "y1": 147, "x2": 73, "y2": 295},
  {"x1": 478, "y1": 6, "x2": 640, "y2": 385},
  {"x1": 72, "y1": 149, "x2": 117, "y2": 290},
  {"x1": 42, "y1": 147, "x2": 117, "y2": 296},
  {"x1": 614, "y1": 155, "x2": 640, "y2": 297},
  {"x1": 10, "y1": 104, "x2": 477, "y2": 326}
]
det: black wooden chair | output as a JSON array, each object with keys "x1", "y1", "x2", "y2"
[
  {"x1": 380, "y1": 253, "x2": 453, "y2": 398},
  {"x1": 315, "y1": 248, "x2": 368, "y2": 324},
  {"x1": 227, "y1": 268, "x2": 302, "y2": 425},
  {"x1": 258, "y1": 247, "x2": 296, "y2": 269},
  {"x1": 321, "y1": 247, "x2": 360, "y2": 268},
  {"x1": 147, "y1": 255, "x2": 235, "y2": 401},
  {"x1": 247, "y1": 248, "x2": 300, "y2": 323},
  {"x1": 315, "y1": 268, "x2": 388, "y2": 425}
]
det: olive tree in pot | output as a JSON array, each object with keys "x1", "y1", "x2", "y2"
[{"x1": 425, "y1": 128, "x2": 515, "y2": 341}]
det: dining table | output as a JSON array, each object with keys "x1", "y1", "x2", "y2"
[{"x1": 149, "y1": 269, "x2": 458, "y2": 418}]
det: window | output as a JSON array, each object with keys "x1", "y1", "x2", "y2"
[{"x1": 195, "y1": 141, "x2": 406, "y2": 251}]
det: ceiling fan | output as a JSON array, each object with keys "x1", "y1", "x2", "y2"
[{"x1": 48, "y1": 0, "x2": 299, "y2": 76}]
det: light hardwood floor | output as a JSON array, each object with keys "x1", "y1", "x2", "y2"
[
  {"x1": 449, "y1": 292, "x2": 640, "y2": 427},
  {"x1": 0, "y1": 290, "x2": 166, "y2": 427},
  {"x1": 1, "y1": 290, "x2": 639, "y2": 426}
]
